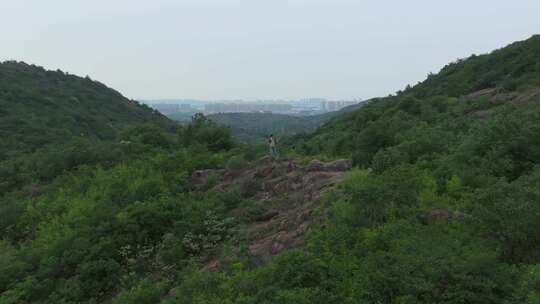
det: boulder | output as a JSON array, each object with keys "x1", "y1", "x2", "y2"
[{"x1": 325, "y1": 159, "x2": 353, "y2": 172}]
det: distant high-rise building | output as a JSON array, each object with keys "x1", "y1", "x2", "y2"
[
  {"x1": 321, "y1": 101, "x2": 327, "y2": 112},
  {"x1": 327, "y1": 101, "x2": 337, "y2": 111}
]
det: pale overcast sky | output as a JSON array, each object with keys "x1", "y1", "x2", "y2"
[{"x1": 1, "y1": 0, "x2": 539, "y2": 100}]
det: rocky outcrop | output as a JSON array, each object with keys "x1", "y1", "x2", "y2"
[
  {"x1": 193, "y1": 156, "x2": 351, "y2": 262},
  {"x1": 306, "y1": 159, "x2": 352, "y2": 172},
  {"x1": 465, "y1": 87, "x2": 540, "y2": 117},
  {"x1": 306, "y1": 160, "x2": 325, "y2": 172},
  {"x1": 326, "y1": 159, "x2": 352, "y2": 171}
]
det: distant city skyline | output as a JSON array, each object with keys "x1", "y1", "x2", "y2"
[
  {"x1": 2, "y1": 1, "x2": 540, "y2": 100},
  {"x1": 147, "y1": 97, "x2": 362, "y2": 116},
  {"x1": 142, "y1": 97, "x2": 362, "y2": 103}
]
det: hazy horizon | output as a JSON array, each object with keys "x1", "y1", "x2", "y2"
[{"x1": 2, "y1": 0, "x2": 540, "y2": 101}]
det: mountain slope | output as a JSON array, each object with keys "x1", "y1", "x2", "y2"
[
  {"x1": 0, "y1": 61, "x2": 173, "y2": 158},
  {"x1": 0, "y1": 62, "x2": 180, "y2": 225},
  {"x1": 3, "y1": 36, "x2": 540, "y2": 304},
  {"x1": 0, "y1": 86, "x2": 239, "y2": 303},
  {"x1": 297, "y1": 35, "x2": 540, "y2": 165},
  {"x1": 410, "y1": 34, "x2": 540, "y2": 97},
  {"x1": 164, "y1": 35, "x2": 540, "y2": 303}
]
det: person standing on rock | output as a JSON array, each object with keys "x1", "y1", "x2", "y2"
[{"x1": 268, "y1": 134, "x2": 278, "y2": 158}]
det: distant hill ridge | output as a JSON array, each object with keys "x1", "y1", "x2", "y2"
[{"x1": 203, "y1": 102, "x2": 368, "y2": 143}]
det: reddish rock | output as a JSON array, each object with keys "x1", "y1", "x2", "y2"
[
  {"x1": 200, "y1": 156, "x2": 353, "y2": 259},
  {"x1": 255, "y1": 166, "x2": 274, "y2": 178}
]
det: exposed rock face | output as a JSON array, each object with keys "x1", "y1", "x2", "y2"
[
  {"x1": 465, "y1": 86, "x2": 540, "y2": 117},
  {"x1": 192, "y1": 156, "x2": 351, "y2": 263},
  {"x1": 465, "y1": 88, "x2": 500, "y2": 101},
  {"x1": 255, "y1": 166, "x2": 274, "y2": 178},
  {"x1": 306, "y1": 159, "x2": 352, "y2": 172},
  {"x1": 306, "y1": 160, "x2": 325, "y2": 172},
  {"x1": 515, "y1": 88, "x2": 540, "y2": 104},
  {"x1": 325, "y1": 159, "x2": 353, "y2": 172}
]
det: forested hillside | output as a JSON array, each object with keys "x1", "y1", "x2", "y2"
[
  {"x1": 0, "y1": 61, "x2": 173, "y2": 158},
  {"x1": 2, "y1": 35, "x2": 540, "y2": 304},
  {"x1": 295, "y1": 34, "x2": 540, "y2": 162},
  {"x1": 0, "y1": 88, "x2": 240, "y2": 303}
]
